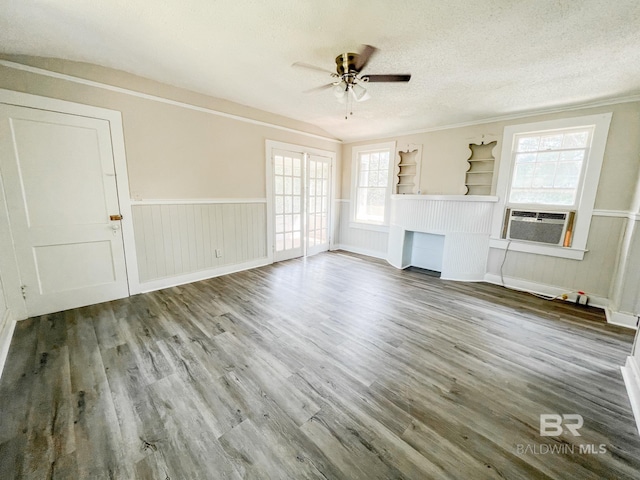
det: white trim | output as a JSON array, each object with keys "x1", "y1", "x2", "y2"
[
  {"x1": 621, "y1": 356, "x2": 640, "y2": 435},
  {"x1": 592, "y1": 209, "x2": 630, "y2": 218},
  {"x1": 348, "y1": 222, "x2": 390, "y2": 233},
  {"x1": 351, "y1": 141, "x2": 397, "y2": 228},
  {"x1": 605, "y1": 309, "x2": 639, "y2": 329},
  {"x1": 491, "y1": 113, "x2": 612, "y2": 261},
  {"x1": 342, "y1": 94, "x2": 640, "y2": 143},
  {"x1": 489, "y1": 238, "x2": 587, "y2": 260},
  {"x1": 0, "y1": 89, "x2": 141, "y2": 304},
  {"x1": 336, "y1": 199, "x2": 349, "y2": 203},
  {"x1": 484, "y1": 273, "x2": 609, "y2": 310},
  {"x1": 0, "y1": 60, "x2": 340, "y2": 144},
  {"x1": 109, "y1": 109, "x2": 141, "y2": 296},
  {"x1": 332, "y1": 245, "x2": 387, "y2": 260},
  {"x1": 0, "y1": 166, "x2": 26, "y2": 319},
  {"x1": 132, "y1": 198, "x2": 266, "y2": 205},
  {"x1": 440, "y1": 273, "x2": 486, "y2": 282},
  {"x1": 137, "y1": 257, "x2": 270, "y2": 294},
  {"x1": 391, "y1": 194, "x2": 499, "y2": 203},
  {"x1": 0, "y1": 309, "x2": 16, "y2": 381}
]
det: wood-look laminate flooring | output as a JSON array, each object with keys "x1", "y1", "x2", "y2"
[{"x1": 0, "y1": 251, "x2": 639, "y2": 479}]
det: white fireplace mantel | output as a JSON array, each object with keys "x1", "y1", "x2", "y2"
[{"x1": 387, "y1": 195, "x2": 498, "y2": 281}]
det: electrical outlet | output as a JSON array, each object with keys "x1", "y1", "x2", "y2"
[{"x1": 215, "y1": 249, "x2": 222, "y2": 258}]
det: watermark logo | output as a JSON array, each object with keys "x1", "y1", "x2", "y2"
[
  {"x1": 540, "y1": 414, "x2": 583, "y2": 436},
  {"x1": 514, "y1": 414, "x2": 608, "y2": 456}
]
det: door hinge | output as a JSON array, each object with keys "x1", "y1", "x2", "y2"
[{"x1": 20, "y1": 285, "x2": 27, "y2": 299}]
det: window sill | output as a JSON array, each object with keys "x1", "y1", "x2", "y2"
[
  {"x1": 349, "y1": 222, "x2": 390, "y2": 233},
  {"x1": 489, "y1": 238, "x2": 586, "y2": 260}
]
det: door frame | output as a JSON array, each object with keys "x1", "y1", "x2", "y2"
[
  {"x1": 265, "y1": 140, "x2": 337, "y2": 263},
  {"x1": 0, "y1": 89, "x2": 139, "y2": 319}
]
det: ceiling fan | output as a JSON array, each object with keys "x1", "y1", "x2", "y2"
[{"x1": 293, "y1": 45, "x2": 411, "y2": 117}]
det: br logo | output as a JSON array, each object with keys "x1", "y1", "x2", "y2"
[{"x1": 540, "y1": 414, "x2": 583, "y2": 436}]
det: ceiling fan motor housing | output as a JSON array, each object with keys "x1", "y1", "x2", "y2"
[{"x1": 335, "y1": 53, "x2": 360, "y2": 77}]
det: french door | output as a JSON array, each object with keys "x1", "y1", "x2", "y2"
[{"x1": 272, "y1": 148, "x2": 332, "y2": 262}]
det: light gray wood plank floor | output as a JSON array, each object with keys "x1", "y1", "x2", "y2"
[{"x1": 0, "y1": 251, "x2": 639, "y2": 479}]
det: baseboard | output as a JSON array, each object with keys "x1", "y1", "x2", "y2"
[
  {"x1": 0, "y1": 309, "x2": 16, "y2": 382},
  {"x1": 332, "y1": 244, "x2": 387, "y2": 260},
  {"x1": 137, "y1": 257, "x2": 271, "y2": 294},
  {"x1": 621, "y1": 356, "x2": 640, "y2": 436},
  {"x1": 441, "y1": 273, "x2": 486, "y2": 282},
  {"x1": 606, "y1": 309, "x2": 639, "y2": 329},
  {"x1": 484, "y1": 273, "x2": 609, "y2": 310}
]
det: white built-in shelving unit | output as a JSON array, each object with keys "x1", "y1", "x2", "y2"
[
  {"x1": 465, "y1": 138, "x2": 498, "y2": 196},
  {"x1": 395, "y1": 144, "x2": 423, "y2": 194}
]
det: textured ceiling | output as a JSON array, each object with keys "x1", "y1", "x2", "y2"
[{"x1": 1, "y1": 0, "x2": 640, "y2": 142}]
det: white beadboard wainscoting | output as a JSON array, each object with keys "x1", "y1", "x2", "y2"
[
  {"x1": 485, "y1": 214, "x2": 625, "y2": 310},
  {"x1": 131, "y1": 200, "x2": 268, "y2": 292},
  {"x1": 387, "y1": 195, "x2": 497, "y2": 281},
  {"x1": 333, "y1": 200, "x2": 389, "y2": 258}
]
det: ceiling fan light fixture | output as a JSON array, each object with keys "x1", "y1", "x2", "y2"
[
  {"x1": 351, "y1": 83, "x2": 370, "y2": 102},
  {"x1": 333, "y1": 82, "x2": 348, "y2": 103}
]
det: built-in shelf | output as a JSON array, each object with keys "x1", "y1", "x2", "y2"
[
  {"x1": 465, "y1": 139, "x2": 497, "y2": 196},
  {"x1": 395, "y1": 144, "x2": 422, "y2": 194}
]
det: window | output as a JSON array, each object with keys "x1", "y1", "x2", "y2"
[
  {"x1": 492, "y1": 113, "x2": 612, "y2": 260},
  {"x1": 509, "y1": 127, "x2": 592, "y2": 208},
  {"x1": 351, "y1": 142, "x2": 395, "y2": 227}
]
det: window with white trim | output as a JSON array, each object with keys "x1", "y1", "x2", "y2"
[
  {"x1": 492, "y1": 113, "x2": 612, "y2": 259},
  {"x1": 509, "y1": 127, "x2": 592, "y2": 208},
  {"x1": 352, "y1": 142, "x2": 395, "y2": 226}
]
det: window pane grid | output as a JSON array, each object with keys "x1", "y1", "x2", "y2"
[
  {"x1": 308, "y1": 159, "x2": 329, "y2": 248},
  {"x1": 355, "y1": 149, "x2": 390, "y2": 223},
  {"x1": 509, "y1": 128, "x2": 591, "y2": 206},
  {"x1": 275, "y1": 154, "x2": 302, "y2": 252}
]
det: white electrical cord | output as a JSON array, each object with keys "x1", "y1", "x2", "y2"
[
  {"x1": 499, "y1": 238, "x2": 583, "y2": 303},
  {"x1": 499, "y1": 240, "x2": 511, "y2": 287}
]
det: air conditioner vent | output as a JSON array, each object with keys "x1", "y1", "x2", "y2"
[
  {"x1": 512, "y1": 210, "x2": 537, "y2": 218},
  {"x1": 502, "y1": 209, "x2": 575, "y2": 247},
  {"x1": 538, "y1": 212, "x2": 567, "y2": 221}
]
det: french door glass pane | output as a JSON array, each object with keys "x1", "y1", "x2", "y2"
[{"x1": 274, "y1": 152, "x2": 329, "y2": 257}]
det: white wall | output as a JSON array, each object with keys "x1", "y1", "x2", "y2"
[
  {"x1": 0, "y1": 272, "x2": 6, "y2": 317},
  {"x1": 334, "y1": 200, "x2": 389, "y2": 258},
  {"x1": 486, "y1": 214, "x2": 625, "y2": 300}
]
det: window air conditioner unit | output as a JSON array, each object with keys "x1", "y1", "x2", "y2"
[{"x1": 502, "y1": 209, "x2": 576, "y2": 247}]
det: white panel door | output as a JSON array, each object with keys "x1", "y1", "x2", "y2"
[
  {"x1": 0, "y1": 105, "x2": 129, "y2": 317},
  {"x1": 273, "y1": 149, "x2": 304, "y2": 262},
  {"x1": 306, "y1": 154, "x2": 331, "y2": 256}
]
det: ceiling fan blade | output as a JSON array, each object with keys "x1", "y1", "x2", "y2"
[
  {"x1": 292, "y1": 62, "x2": 336, "y2": 76},
  {"x1": 362, "y1": 74, "x2": 411, "y2": 83},
  {"x1": 303, "y1": 83, "x2": 335, "y2": 93},
  {"x1": 354, "y1": 44, "x2": 378, "y2": 72}
]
